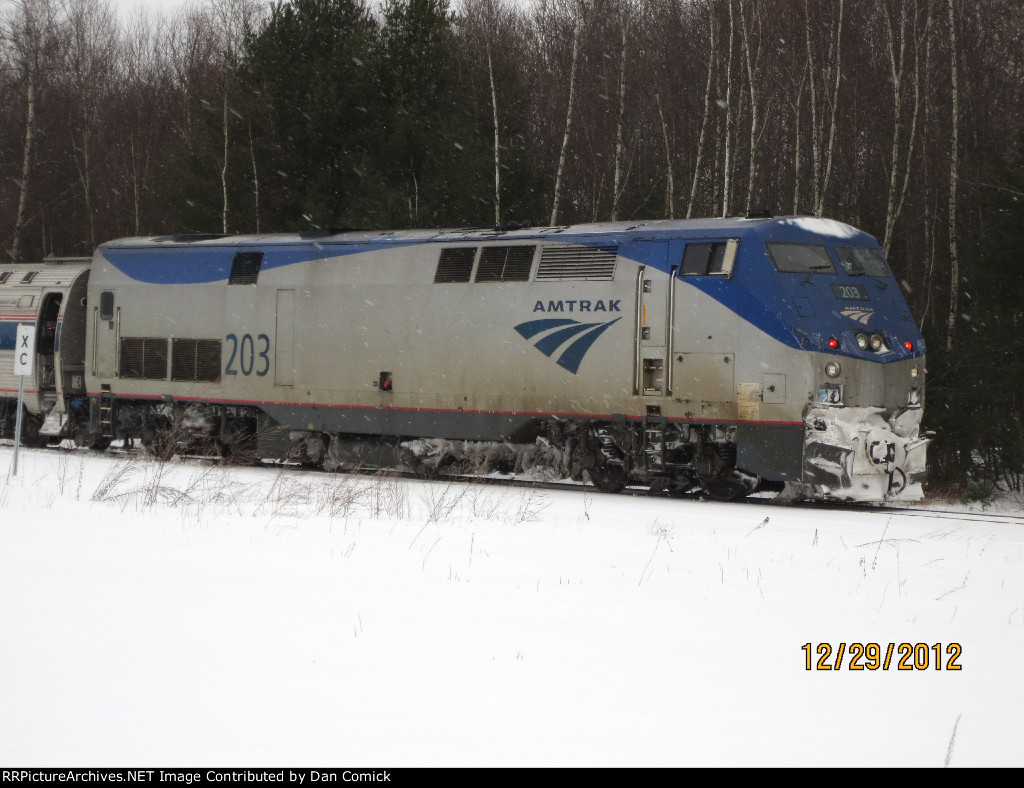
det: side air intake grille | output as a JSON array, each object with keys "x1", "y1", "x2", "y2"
[
  {"x1": 536, "y1": 245, "x2": 617, "y2": 280},
  {"x1": 476, "y1": 245, "x2": 536, "y2": 282},
  {"x1": 171, "y1": 339, "x2": 222, "y2": 382},
  {"x1": 434, "y1": 247, "x2": 476, "y2": 283},
  {"x1": 119, "y1": 337, "x2": 168, "y2": 380}
]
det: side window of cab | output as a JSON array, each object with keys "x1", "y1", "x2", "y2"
[{"x1": 679, "y1": 239, "x2": 739, "y2": 278}]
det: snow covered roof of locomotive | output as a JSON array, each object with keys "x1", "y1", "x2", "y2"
[{"x1": 97, "y1": 216, "x2": 873, "y2": 251}]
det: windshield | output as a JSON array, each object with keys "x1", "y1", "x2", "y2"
[
  {"x1": 766, "y1": 243, "x2": 834, "y2": 274},
  {"x1": 836, "y1": 246, "x2": 890, "y2": 277}
]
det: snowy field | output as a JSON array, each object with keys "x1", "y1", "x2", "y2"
[{"x1": 2, "y1": 443, "x2": 1023, "y2": 767}]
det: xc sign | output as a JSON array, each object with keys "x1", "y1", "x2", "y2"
[{"x1": 14, "y1": 324, "x2": 35, "y2": 376}]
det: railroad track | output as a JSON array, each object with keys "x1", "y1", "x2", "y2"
[{"x1": 8, "y1": 439, "x2": 1024, "y2": 525}]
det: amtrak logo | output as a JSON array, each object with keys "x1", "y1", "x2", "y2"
[
  {"x1": 514, "y1": 317, "x2": 622, "y2": 374},
  {"x1": 840, "y1": 307, "x2": 875, "y2": 325}
]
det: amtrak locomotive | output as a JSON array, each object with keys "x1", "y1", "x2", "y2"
[{"x1": 0, "y1": 216, "x2": 928, "y2": 503}]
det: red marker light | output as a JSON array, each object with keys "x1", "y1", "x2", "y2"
[
  {"x1": 828, "y1": 337, "x2": 839, "y2": 349},
  {"x1": 904, "y1": 340, "x2": 914, "y2": 351}
]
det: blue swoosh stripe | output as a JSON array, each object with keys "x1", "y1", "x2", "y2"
[
  {"x1": 514, "y1": 318, "x2": 579, "y2": 339},
  {"x1": 556, "y1": 318, "x2": 621, "y2": 373},
  {"x1": 534, "y1": 322, "x2": 600, "y2": 357},
  {"x1": 102, "y1": 245, "x2": 361, "y2": 284}
]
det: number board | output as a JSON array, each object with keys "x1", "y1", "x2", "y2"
[{"x1": 830, "y1": 283, "x2": 870, "y2": 301}]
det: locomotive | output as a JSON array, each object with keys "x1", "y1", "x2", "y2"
[{"x1": 0, "y1": 216, "x2": 928, "y2": 503}]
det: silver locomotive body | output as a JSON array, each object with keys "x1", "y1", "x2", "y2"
[{"x1": 72, "y1": 217, "x2": 926, "y2": 502}]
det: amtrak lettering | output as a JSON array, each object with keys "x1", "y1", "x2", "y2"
[{"x1": 532, "y1": 299, "x2": 621, "y2": 313}]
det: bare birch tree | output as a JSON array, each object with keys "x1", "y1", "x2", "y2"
[
  {"x1": 209, "y1": 0, "x2": 263, "y2": 234},
  {"x1": 656, "y1": 93, "x2": 674, "y2": 218},
  {"x1": 65, "y1": 0, "x2": 118, "y2": 249},
  {"x1": 816, "y1": 0, "x2": 843, "y2": 216},
  {"x1": 609, "y1": 0, "x2": 633, "y2": 221},
  {"x1": 5, "y1": 0, "x2": 60, "y2": 262},
  {"x1": 550, "y1": 0, "x2": 584, "y2": 226},
  {"x1": 721, "y1": 0, "x2": 736, "y2": 217},
  {"x1": 738, "y1": 0, "x2": 763, "y2": 214},
  {"x1": 790, "y1": 42, "x2": 807, "y2": 214},
  {"x1": 881, "y1": 0, "x2": 930, "y2": 255},
  {"x1": 486, "y1": 38, "x2": 502, "y2": 225},
  {"x1": 687, "y1": 0, "x2": 717, "y2": 218}
]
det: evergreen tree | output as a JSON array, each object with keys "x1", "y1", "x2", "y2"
[
  {"x1": 238, "y1": 0, "x2": 379, "y2": 229},
  {"x1": 924, "y1": 131, "x2": 1024, "y2": 493},
  {"x1": 366, "y1": 0, "x2": 492, "y2": 227}
]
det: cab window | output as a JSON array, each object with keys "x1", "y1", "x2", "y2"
[
  {"x1": 767, "y1": 243, "x2": 834, "y2": 274},
  {"x1": 680, "y1": 239, "x2": 738, "y2": 277},
  {"x1": 836, "y1": 246, "x2": 889, "y2": 277}
]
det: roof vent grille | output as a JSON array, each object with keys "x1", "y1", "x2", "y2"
[
  {"x1": 434, "y1": 247, "x2": 476, "y2": 283},
  {"x1": 476, "y1": 246, "x2": 535, "y2": 282},
  {"x1": 536, "y1": 245, "x2": 617, "y2": 280}
]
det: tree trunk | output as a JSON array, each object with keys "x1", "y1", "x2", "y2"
[
  {"x1": 130, "y1": 137, "x2": 141, "y2": 236},
  {"x1": 882, "y1": 0, "x2": 927, "y2": 256},
  {"x1": 551, "y1": 4, "x2": 583, "y2": 226},
  {"x1": 791, "y1": 59, "x2": 807, "y2": 214},
  {"x1": 817, "y1": 0, "x2": 844, "y2": 216},
  {"x1": 739, "y1": 0, "x2": 759, "y2": 214},
  {"x1": 73, "y1": 128, "x2": 96, "y2": 249},
  {"x1": 487, "y1": 40, "x2": 501, "y2": 226},
  {"x1": 249, "y1": 121, "x2": 260, "y2": 233},
  {"x1": 11, "y1": 62, "x2": 36, "y2": 264},
  {"x1": 687, "y1": 0, "x2": 717, "y2": 219},
  {"x1": 222, "y1": 88, "x2": 230, "y2": 234},
  {"x1": 804, "y1": 0, "x2": 821, "y2": 214},
  {"x1": 946, "y1": 0, "x2": 960, "y2": 351},
  {"x1": 721, "y1": 0, "x2": 736, "y2": 218},
  {"x1": 657, "y1": 94, "x2": 675, "y2": 219},
  {"x1": 610, "y1": 6, "x2": 629, "y2": 222}
]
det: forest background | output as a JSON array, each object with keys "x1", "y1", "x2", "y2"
[{"x1": 2, "y1": 0, "x2": 1023, "y2": 498}]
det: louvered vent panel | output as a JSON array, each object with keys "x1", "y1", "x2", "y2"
[
  {"x1": 171, "y1": 339, "x2": 197, "y2": 381},
  {"x1": 476, "y1": 246, "x2": 536, "y2": 282},
  {"x1": 434, "y1": 247, "x2": 476, "y2": 283},
  {"x1": 120, "y1": 337, "x2": 168, "y2": 380},
  {"x1": 172, "y1": 339, "x2": 222, "y2": 382},
  {"x1": 536, "y1": 245, "x2": 617, "y2": 280},
  {"x1": 195, "y1": 340, "x2": 222, "y2": 382},
  {"x1": 229, "y1": 252, "x2": 263, "y2": 285},
  {"x1": 119, "y1": 338, "x2": 144, "y2": 379}
]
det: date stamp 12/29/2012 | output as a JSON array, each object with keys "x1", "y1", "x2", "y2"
[{"x1": 802, "y1": 642, "x2": 963, "y2": 671}]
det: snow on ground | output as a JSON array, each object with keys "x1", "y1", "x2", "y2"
[{"x1": 2, "y1": 444, "x2": 1023, "y2": 767}]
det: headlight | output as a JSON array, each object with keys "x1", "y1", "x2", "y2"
[
  {"x1": 825, "y1": 361, "x2": 842, "y2": 378},
  {"x1": 856, "y1": 333, "x2": 869, "y2": 350},
  {"x1": 911, "y1": 366, "x2": 919, "y2": 379},
  {"x1": 870, "y1": 333, "x2": 884, "y2": 351}
]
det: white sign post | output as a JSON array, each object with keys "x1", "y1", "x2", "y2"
[{"x1": 11, "y1": 324, "x2": 35, "y2": 477}]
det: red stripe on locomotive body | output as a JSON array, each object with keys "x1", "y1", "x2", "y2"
[{"x1": 85, "y1": 391, "x2": 803, "y2": 427}]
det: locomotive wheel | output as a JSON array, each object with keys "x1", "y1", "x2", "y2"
[
  {"x1": 701, "y1": 471, "x2": 760, "y2": 502},
  {"x1": 587, "y1": 461, "x2": 627, "y2": 493},
  {"x1": 85, "y1": 435, "x2": 111, "y2": 451},
  {"x1": 217, "y1": 430, "x2": 259, "y2": 465},
  {"x1": 73, "y1": 422, "x2": 110, "y2": 451},
  {"x1": 141, "y1": 425, "x2": 178, "y2": 461}
]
